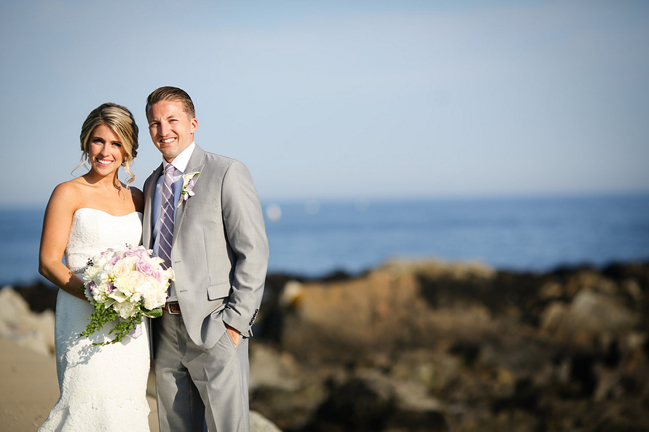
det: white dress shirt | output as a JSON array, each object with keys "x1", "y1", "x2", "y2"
[{"x1": 152, "y1": 142, "x2": 196, "y2": 301}]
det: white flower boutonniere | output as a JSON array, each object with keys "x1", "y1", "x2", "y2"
[{"x1": 178, "y1": 172, "x2": 200, "y2": 208}]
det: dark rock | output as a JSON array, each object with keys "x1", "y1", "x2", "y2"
[
  {"x1": 320, "y1": 270, "x2": 354, "y2": 282},
  {"x1": 12, "y1": 280, "x2": 58, "y2": 312},
  {"x1": 448, "y1": 342, "x2": 480, "y2": 366},
  {"x1": 570, "y1": 353, "x2": 598, "y2": 397},
  {"x1": 309, "y1": 370, "x2": 448, "y2": 432},
  {"x1": 314, "y1": 373, "x2": 395, "y2": 431},
  {"x1": 492, "y1": 377, "x2": 541, "y2": 413},
  {"x1": 595, "y1": 419, "x2": 649, "y2": 432},
  {"x1": 248, "y1": 261, "x2": 649, "y2": 431}
]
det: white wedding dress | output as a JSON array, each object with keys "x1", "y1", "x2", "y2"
[{"x1": 39, "y1": 208, "x2": 151, "y2": 432}]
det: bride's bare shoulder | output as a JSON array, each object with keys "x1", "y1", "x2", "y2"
[
  {"x1": 52, "y1": 177, "x2": 86, "y2": 194},
  {"x1": 48, "y1": 178, "x2": 87, "y2": 210}
]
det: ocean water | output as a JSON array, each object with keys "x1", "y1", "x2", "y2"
[{"x1": 1, "y1": 194, "x2": 648, "y2": 285}]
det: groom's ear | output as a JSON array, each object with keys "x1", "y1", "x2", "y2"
[{"x1": 190, "y1": 117, "x2": 198, "y2": 134}]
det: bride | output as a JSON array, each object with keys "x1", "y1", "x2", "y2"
[{"x1": 38, "y1": 103, "x2": 151, "y2": 431}]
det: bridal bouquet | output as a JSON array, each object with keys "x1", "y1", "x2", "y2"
[{"x1": 79, "y1": 245, "x2": 174, "y2": 346}]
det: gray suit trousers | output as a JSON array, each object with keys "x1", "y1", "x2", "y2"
[{"x1": 153, "y1": 311, "x2": 250, "y2": 432}]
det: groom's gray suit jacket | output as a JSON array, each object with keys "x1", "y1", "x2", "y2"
[{"x1": 142, "y1": 144, "x2": 269, "y2": 350}]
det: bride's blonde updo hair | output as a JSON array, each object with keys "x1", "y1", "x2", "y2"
[{"x1": 78, "y1": 103, "x2": 139, "y2": 187}]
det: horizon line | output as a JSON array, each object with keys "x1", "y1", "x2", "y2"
[{"x1": 3, "y1": 188, "x2": 649, "y2": 210}]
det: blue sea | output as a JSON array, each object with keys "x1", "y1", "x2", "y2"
[{"x1": 1, "y1": 194, "x2": 648, "y2": 286}]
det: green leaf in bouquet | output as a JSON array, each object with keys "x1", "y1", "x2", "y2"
[
  {"x1": 142, "y1": 307, "x2": 163, "y2": 318},
  {"x1": 106, "y1": 313, "x2": 144, "y2": 345},
  {"x1": 80, "y1": 303, "x2": 147, "y2": 346},
  {"x1": 79, "y1": 302, "x2": 119, "y2": 342}
]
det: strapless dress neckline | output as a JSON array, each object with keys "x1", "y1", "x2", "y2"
[{"x1": 74, "y1": 207, "x2": 143, "y2": 218}]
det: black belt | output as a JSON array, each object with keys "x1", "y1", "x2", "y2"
[{"x1": 162, "y1": 301, "x2": 181, "y2": 314}]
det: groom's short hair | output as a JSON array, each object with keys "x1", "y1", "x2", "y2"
[{"x1": 146, "y1": 86, "x2": 196, "y2": 119}]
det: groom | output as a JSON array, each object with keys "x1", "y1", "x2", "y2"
[{"x1": 142, "y1": 86, "x2": 269, "y2": 432}]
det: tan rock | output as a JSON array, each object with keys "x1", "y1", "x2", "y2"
[
  {"x1": 622, "y1": 279, "x2": 643, "y2": 301},
  {"x1": 250, "y1": 343, "x2": 302, "y2": 392},
  {"x1": 379, "y1": 258, "x2": 496, "y2": 280},
  {"x1": 540, "y1": 301, "x2": 569, "y2": 334},
  {"x1": 540, "y1": 291, "x2": 638, "y2": 344},
  {"x1": 0, "y1": 287, "x2": 55, "y2": 356},
  {"x1": 539, "y1": 281, "x2": 563, "y2": 300},
  {"x1": 280, "y1": 264, "x2": 500, "y2": 361},
  {"x1": 250, "y1": 410, "x2": 283, "y2": 432},
  {"x1": 565, "y1": 271, "x2": 618, "y2": 297}
]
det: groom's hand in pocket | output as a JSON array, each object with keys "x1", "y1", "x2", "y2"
[{"x1": 225, "y1": 323, "x2": 240, "y2": 347}]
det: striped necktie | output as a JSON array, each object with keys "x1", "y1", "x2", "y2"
[{"x1": 158, "y1": 163, "x2": 175, "y2": 269}]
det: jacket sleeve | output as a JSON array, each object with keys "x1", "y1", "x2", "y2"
[{"x1": 220, "y1": 161, "x2": 269, "y2": 336}]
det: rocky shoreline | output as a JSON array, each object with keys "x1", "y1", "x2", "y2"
[{"x1": 3, "y1": 259, "x2": 649, "y2": 431}]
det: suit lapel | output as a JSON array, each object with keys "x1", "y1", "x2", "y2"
[
  {"x1": 143, "y1": 164, "x2": 163, "y2": 249},
  {"x1": 173, "y1": 145, "x2": 206, "y2": 242}
]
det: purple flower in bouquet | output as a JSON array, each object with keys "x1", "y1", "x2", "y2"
[
  {"x1": 136, "y1": 259, "x2": 155, "y2": 277},
  {"x1": 125, "y1": 248, "x2": 150, "y2": 259}
]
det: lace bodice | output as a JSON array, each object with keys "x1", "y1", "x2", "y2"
[{"x1": 65, "y1": 208, "x2": 143, "y2": 272}]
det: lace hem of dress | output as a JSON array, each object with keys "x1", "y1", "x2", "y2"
[{"x1": 39, "y1": 397, "x2": 150, "y2": 432}]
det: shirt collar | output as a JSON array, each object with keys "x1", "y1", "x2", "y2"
[{"x1": 163, "y1": 142, "x2": 196, "y2": 174}]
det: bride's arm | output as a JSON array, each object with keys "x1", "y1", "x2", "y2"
[{"x1": 39, "y1": 183, "x2": 87, "y2": 301}]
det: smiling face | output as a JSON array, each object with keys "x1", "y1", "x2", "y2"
[
  {"x1": 87, "y1": 123, "x2": 126, "y2": 176},
  {"x1": 146, "y1": 100, "x2": 198, "y2": 162}
]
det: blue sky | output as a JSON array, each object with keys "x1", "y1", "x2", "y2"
[{"x1": 1, "y1": 0, "x2": 648, "y2": 206}]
